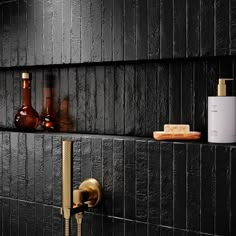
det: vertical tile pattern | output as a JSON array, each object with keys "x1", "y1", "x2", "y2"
[
  {"x1": 113, "y1": 0, "x2": 124, "y2": 61},
  {"x1": 148, "y1": 0, "x2": 160, "y2": 59},
  {"x1": 44, "y1": 0, "x2": 53, "y2": 65},
  {"x1": 173, "y1": 143, "x2": 186, "y2": 229},
  {"x1": 52, "y1": 0, "x2": 62, "y2": 64},
  {"x1": 18, "y1": 0, "x2": 27, "y2": 66},
  {"x1": 0, "y1": 71, "x2": 6, "y2": 127},
  {"x1": 71, "y1": 0, "x2": 81, "y2": 63},
  {"x1": 10, "y1": 0, "x2": 18, "y2": 67},
  {"x1": 136, "y1": 140, "x2": 148, "y2": 222},
  {"x1": 187, "y1": 144, "x2": 200, "y2": 231},
  {"x1": 173, "y1": 0, "x2": 186, "y2": 58},
  {"x1": 160, "y1": 142, "x2": 173, "y2": 226},
  {"x1": 124, "y1": 0, "x2": 136, "y2": 60},
  {"x1": 160, "y1": 0, "x2": 173, "y2": 58},
  {"x1": 200, "y1": 0, "x2": 214, "y2": 56},
  {"x1": 136, "y1": 0, "x2": 147, "y2": 60},
  {"x1": 62, "y1": 0, "x2": 71, "y2": 63},
  {"x1": 231, "y1": 147, "x2": 236, "y2": 235},
  {"x1": 201, "y1": 145, "x2": 215, "y2": 234}
]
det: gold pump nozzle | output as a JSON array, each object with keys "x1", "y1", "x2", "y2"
[{"x1": 217, "y1": 78, "x2": 234, "y2": 96}]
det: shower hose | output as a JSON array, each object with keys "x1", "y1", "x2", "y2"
[{"x1": 64, "y1": 213, "x2": 83, "y2": 236}]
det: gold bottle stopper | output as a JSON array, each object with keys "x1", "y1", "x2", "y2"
[{"x1": 217, "y1": 78, "x2": 234, "y2": 96}]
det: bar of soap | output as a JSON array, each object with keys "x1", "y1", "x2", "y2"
[{"x1": 164, "y1": 124, "x2": 190, "y2": 133}]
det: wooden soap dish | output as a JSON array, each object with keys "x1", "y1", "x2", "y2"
[{"x1": 153, "y1": 131, "x2": 201, "y2": 141}]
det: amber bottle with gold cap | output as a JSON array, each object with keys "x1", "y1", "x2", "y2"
[{"x1": 15, "y1": 72, "x2": 39, "y2": 131}]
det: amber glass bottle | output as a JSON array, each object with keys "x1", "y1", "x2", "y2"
[
  {"x1": 15, "y1": 72, "x2": 39, "y2": 131},
  {"x1": 40, "y1": 75, "x2": 56, "y2": 131}
]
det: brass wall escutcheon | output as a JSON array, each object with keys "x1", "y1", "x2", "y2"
[{"x1": 73, "y1": 178, "x2": 102, "y2": 208}]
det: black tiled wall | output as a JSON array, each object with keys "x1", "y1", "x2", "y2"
[
  {"x1": 0, "y1": 131, "x2": 235, "y2": 236},
  {"x1": 0, "y1": 57, "x2": 235, "y2": 138},
  {"x1": 0, "y1": 0, "x2": 235, "y2": 66}
]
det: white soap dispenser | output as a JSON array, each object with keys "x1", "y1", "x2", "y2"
[{"x1": 208, "y1": 78, "x2": 236, "y2": 143}]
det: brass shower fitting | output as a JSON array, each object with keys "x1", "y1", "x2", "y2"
[{"x1": 61, "y1": 140, "x2": 102, "y2": 236}]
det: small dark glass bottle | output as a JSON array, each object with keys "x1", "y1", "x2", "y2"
[
  {"x1": 15, "y1": 72, "x2": 39, "y2": 131},
  {"x1": 40, "y1": 75, "x2": 56, "y2": 131}
]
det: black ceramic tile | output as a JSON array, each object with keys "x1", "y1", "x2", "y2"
[
  {"x1": 104, "y1": 66, "x2": 115, "y2": 134},
  {"x1": 0, "y1": 5, "x2": 2, "y2": 67},
  {"x1": 114, "y1": 65, "x2": 125, "y2": 135},
  {"x1": 124, "y1": 0, "x2": 136, "y2": 60},
  {"x1": 135, "y1": 64, "x2": 146, "y2": 135},
  {"x1": 160, "y1": 226, "x2": 173, "y2": 236},
  {"x1": 72, "y1": 137, "x2": 81, "y2": 190},
  {"x1": 124, "y1": 140, "x2": 136, "y2": 220},
  {"x1": 10, "y1": 132, "x2": 18, "y2": 199},
  {"x1": 35, "y1": 69, "x2": 43, "y2": 117},
  {"x1": 43, "y1": 135, "x2": 53, "y2": 204},
  {"x1": 18, "y1": 0, "x2": 27, "y2": 66},
  {"x1": 124, "y1": 65, "x2": 135, "y2": 135},
  {"x1": 6, "y1": 71, "x2": 13, "y2": 127},
  {"x1": 91, "y1": 214, "x2": 103, "y2": 236},
  {"x1": 77, "y1": 66, "x2": 86, "y2": 132},
  {"x1": 13, "y1": 70, "x2": 21, "y2": 117},
  {"x1": 102, "y1": 138, "x2": 113, "y2": 216},
  {"x1": 113, "y1": 0, "x2": 124, "y2": 61},
  {"x1": 148, "y1": 224, "x2": 160, "y2": 236},
  {"x1": 187, "y1": 232, "x2": 200, "y2": 236},
  {"x1": 174, "y1": 229, "x2": 187, "y2": 236},
  {"x1": 160, "y1": 142, "x2": 173, "y2": 226},
  {"x1": 158, "y1": 63, "x2": 169, "y2": 129},
  {"x1": 136, "y1": 222, "x2": 148, "y2": 236},
  {"x1": 136, "y1": 0, "x2": 148, "y2": 60},
  {"x1": 125, "y1": 220, "x2": 136, "y2": 236},
  {"x1": 35, "y1": 203, "x2": 44, "y2": 236},
  {"x1": 148, "y1": 141, "x2": 160, "y2": 225},
  {"x1": 81, "y1": 0, "x2": 91, "y2": 63},
  {"x1": 59, "y1": 67, "x2": 69, "y2": 112},
  {"x1": 10, "y1": 199, "x2": 18, "y2": 235},
  {"x1": 173, "y1": 143, "x2": 186, "y2": 229},
  {"x1": 0, "y1": 133, "x2": 2, "y2": 195},
  {"x1": 186, "y1": 0, "x2": 200, "y2": 57},
  {"x1": 160, "y1": 0, "x2": 173, "y2": 59},
  {"x1": 231, "y1": 147, "x2": 236, "y2": 235},
  {"x1": 169, "y1": 63, "x2": 181, "y2": 123},
  {"x1": 2, "y1": 3, "x2": 10, "y2": 67},
  {"x1": 146, "y1": 63, "x2": 157, "y2": 134},
  {"x1": 113, "y1": 139, "x2": 124, "y2": 218},
  {"x1": 52, "y1": 0, "x2": 62, "y2": 64},
  {"x1": 102, "y1": 216, "x2": 113, "y2": 236},
  {"x1": 34, "y1": 0, "x2": 43, "y2": 65},
  {"x1": 95, "y1": 66, "x2": 105, "y2": 133},
  {"x1": 52, "y1": 207, "x2": 63, "y2": 236},
  {"x1": 10, "y1": 0, "x2": 18, "y2": 67},
  {"x1": 216, "y1": 0, "x2": 230, "y2": 55},
  {"x1": 147, "y1": 0, "x2": 160, "y2": 59},
  {"x1": 173, "y1": 0, "x2": 186, "y2": 58},
  {"x1": 2, "y1": 198, "x2": 10, "y2": 236},
  {"x1": 136, "y1": 140, "x2": 148, "y2": 222},
  {"x1": 113, "y1": 218, "x2": 125, "y2": 236},
  {"x1": 35, "y1": 135, "x2": 44, "y2": 203},
  {"x1": 91, "y1": 0, "x2": 102, "y2": 62},
  {"x1": 216, "y1": 146, "x2": 230, "y2": 235},
  {"x1": 53, "y1": 135, "x2": 62, "y2": 206},
  {"x1": 85, "y1": 66, "x2": 96, "y2": 133},
  {"x1": 62, "y1": 0, "x2": 71, "y2": 64},
  {"x1": 187, "y1": 144, "x2": 200, "y2": 231},
  {"x1": 201, "y1": 145, "x2": 215, "y2": 234},
  {"x1": 71, "y1": 0, "x2": 80, "y2": 63},
  {"x1": 102, "y1": 0, "x2": 113, "y2": 62},
  {"x1": 200, "y1": 0, "x2": 214, "y2": 56},
  {"x1": 81, "y1": 137, "x2": 92, "y2": 180},
  {"x1": 68, "y1": 67, "x2": 77, "y2": 132},
  {"x1": 2, "y1": 132, "x2": 10, "y2": 197},
  {"x1": 43, "y1": 0, "x2": 53, "y2": 65},
  {"x1": 44, "y1": 205, "x2": 53, "y2": 235},
  {"x1": 0, "y1": 71, "x2": 6, "y2": 127},
  {"x1": 181, "y1": 62, "x2": 194, "y2": 127}
]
